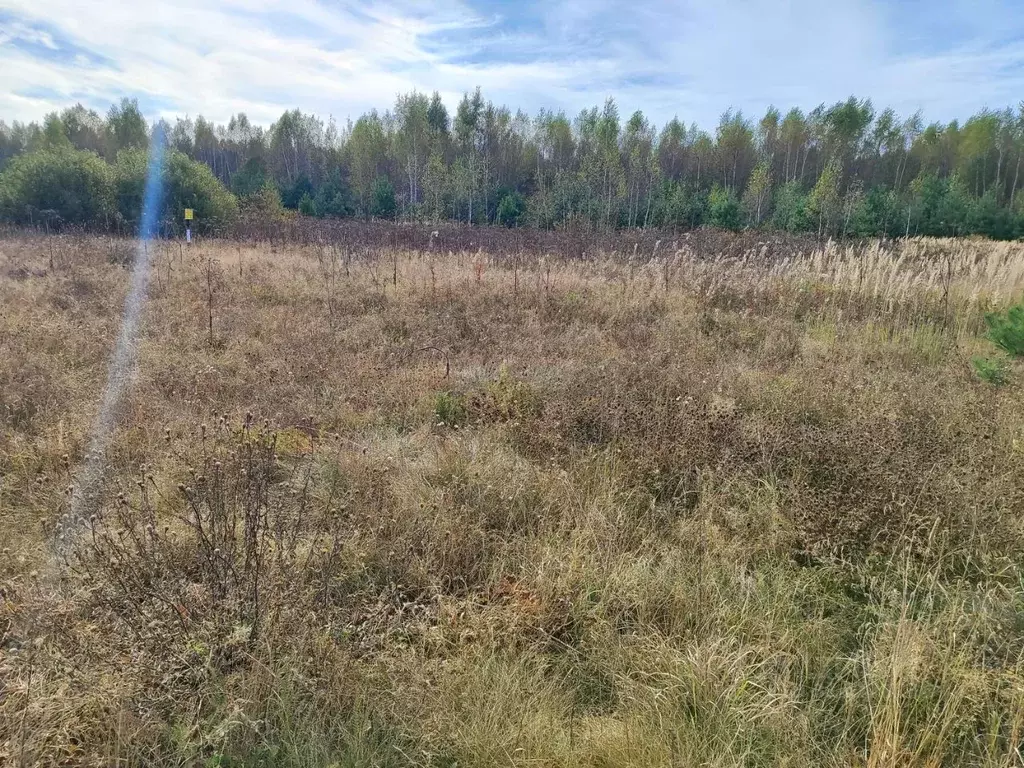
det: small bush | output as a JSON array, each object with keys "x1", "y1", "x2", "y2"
[
  {"x1": 972, "y1": 356, "x2": 1010, "y2": 385},
  {"x1": 434, "y1": 391, "x2": 468, "y2": 427},
  {"x1": 478, "y1": 367, "x2": 543, "y2": 422},
  {"x1": 67, "y1": 420, "x2": 343, "y2": 648},
  {"x1": 496, "y1": 191, "x2": 525, "y2": 227},
  {"x1": 0, "y1": 147, "x2": 115, "y2": 226},
  {"x1": 708, "y1": 184, "x2": 742, "y2": 230},
  {"x1": 985, "y1": 300, "x2": 1024, "y2": 358}
]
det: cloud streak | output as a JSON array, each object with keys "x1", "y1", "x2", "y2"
[{"x1": 2, "y1": 0, "x2": 1024, "y2": 130}]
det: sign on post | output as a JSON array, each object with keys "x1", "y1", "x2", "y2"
[{"x1": 184, "y1": 208, "x2": 194, "y2": 220}]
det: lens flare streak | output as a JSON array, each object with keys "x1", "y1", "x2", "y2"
[{"x1": 58, "y1": 129, "x2": 166, "y2": 553}]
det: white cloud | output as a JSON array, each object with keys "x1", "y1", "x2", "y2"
[{"x1": 2, "y1": 0, "x2": 1024, "y2": 130}]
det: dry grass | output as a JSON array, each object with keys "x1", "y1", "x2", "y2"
[{"x1": 1, "y1": 232, "x2": 1024, "y2": 766}]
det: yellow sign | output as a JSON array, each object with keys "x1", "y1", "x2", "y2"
[{"x1": 184, "y1": 208, "x2": 194, "y2": 220}]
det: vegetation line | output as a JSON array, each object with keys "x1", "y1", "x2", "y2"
[{"x1": 3, "y1": 93, "x2": 1024, "y2": 239}]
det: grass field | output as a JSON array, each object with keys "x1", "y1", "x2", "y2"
[{"x1": 2, "y1": 231, "x2": 1024, "y2": 766}]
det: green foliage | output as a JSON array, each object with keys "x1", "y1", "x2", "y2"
[
  {"x1": 113, "y1": 148, "x2": 147, "y2": 227},
  {"x1": 496, "y1": 191, "x2": 525, "y2": 227},
  {"x1": 9, "y1": 93, "x2": 1024, "y2": 238},
  {"x1": 935, "y1": 174, "x2": 972, "y2": 236},
  {"x1": 808, "y1": 160, "x2": 842, "y2": 235},
  {"x1": 422, "y1": 151, "x2": 449, "y2": 222},
  {"x1": 972, "y1": 356, "x2": 1010, "y2": 385},
  {"x1": 969, "y1": 190, "x2": 1017, "y2": 240},
  {"x1": 848, "y1": 186, "x2": 902, "y2": 237},
  {"x1": 483, "y1": 367, "x2": 543, "y2": 421},
  {"x1": 984, "y1": 300, "x2": 1024, "y2": 358},
  {"x1": 771, "y1": 182, "x2": 811, "y2": 232},
  {"x1": 163, "y1": 150, "x2": 239, "y2": 232},
  {"x1": 899, "y1": 174, "x2": 1022, "y2": 240},
  {"x1": 312, "y1": 170, "x2": 355, "y2": 218},
  {"x1": 242, "y1": 181, "x2": 286, "y2": 221},
  {"x1": 371, "y1": 175, "x2": 396, "y2": 219},
  {"x1": 346, "y1": 113, "x2": 388, "y2": 212},
  {"x1": 111, "y1": 148, "x2": 238, "y2": 233},
  {"x1": 434, "y1": 391, "x2": 467, "y2": 428},
  {"x1": 0, "y1": 144, "x2": 237, "y2": 233},
  {"x1": 655, "y1": 181, "x2": 705, "y2": 228},
  {"x1": 281, "y1": 173, "x2": 313, "y2": 210},
  {"x1": 230, "y1": 157, "x2": 269, "y2": 199},
  {"x1": 907, "y1": 173, "x2": 946, "y2": 236},
  {"x1": 298, "y1": 192, "x2": 315, "y2": 216},
  {"x1": 708, "y1": 185, "x2": 741, "y2": 230},
  {"x1": 40, "y1": 113, "x2": 72, "y2": 151},
  {"x1": 106, "y1": 98, "x2": 149, "y2": 155},
  {"x1": 0, "y1": 147, "x2": 114, "y2": 226},
  {"x1": 743, "y1": 161, "x2": 773, "y2": 224}
]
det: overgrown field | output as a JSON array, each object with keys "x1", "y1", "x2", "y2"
[{"x1": 2, "y1": 232, "x2": 1024, "y2": 766}]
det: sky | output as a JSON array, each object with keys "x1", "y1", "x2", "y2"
[{"x1": 3, "y1": 0, "x2": 1024, "y2": 132}]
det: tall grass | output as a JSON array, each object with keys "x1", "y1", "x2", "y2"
[{"x1": 1, "y1": 232, "x2": 1023, "y2": 766}]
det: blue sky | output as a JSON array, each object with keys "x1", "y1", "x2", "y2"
[{"x1": 3, "y1": 0, "x2": 1024, "y2": 131}]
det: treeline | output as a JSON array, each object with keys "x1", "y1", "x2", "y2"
[{"x1": 3, "y1": 93, "x2": 1024, "y2": 239}]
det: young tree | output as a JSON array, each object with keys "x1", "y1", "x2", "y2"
[
  {"x1": 848, "y1": 185, "x2": 900, "y2": 238},
  {"x1": 427, "y1": 92, "x2": 450, "y2": 151},
  {"x1": 312, "y1": 169, "x2": 355, "y2": 218},
  {"x1": 371, "y1": 175, "x2": 396, "y2": 219},
  {"x1": 758, "y1": 106, "x2": 782, "y2": 181},
  {"x1": 654, "y1": 180, "x2": 704, "y2": 228},
  {"x1": 496, "y1": 190, "x2": 525, "y2": 227},
  {"x1": 40, "y1": 113, "x2": 72, "y2": 150},
  {"x1": 936, "y1": 174, "x2": 971, "y2": 236},
  {"x1": 772, "y1": 181, "x2": 811, "y2": 232},
  {"x1": 622, "y1": 110, "x2": 656, "y2": 227},
  {"x1": 106, "y1": 98, "x2": 149, "y2": 155},
  {"x1": 743, "y1": 161, "x2": 773, "y2": 225},
  {"x1": 809, "y1": 159, "x2": 842, "y2": 236},
  {"x1": 780, "y1": 108, "x2": 809, "y2": 184},
  {"x1": 60, "y1": 104, "x2": 106, "y2": 155},
  {"x1": 658, "y1": 118, "x2": 688, "y2": 182},
  {"x1": 822, "y1": 97, "x2": 873, "y2": 181},
  {"x1": 395, "y1": 91, "x2": 430, "y2": 209},
  {"x1": 715, "y1": 110, "x2": 755, "y2": 192},
  {"x1": 241, "y1": 180, "x2": 286, "y2": 223},
  {"x1": 346, "y1": 112, "x2": 388, "y2": 215},
  {"x1": 422, "y1": 150, "x2": 449, "y2": 222},
  {"x1": 454, "y1": 88, "x2": 484, "y2": 222},
  {"x1": 231, "y1": 157, "x2": 270, "y2": 199},
  {"x1": 708, "y1": 184, "x2": 741, "y2": 230}
]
